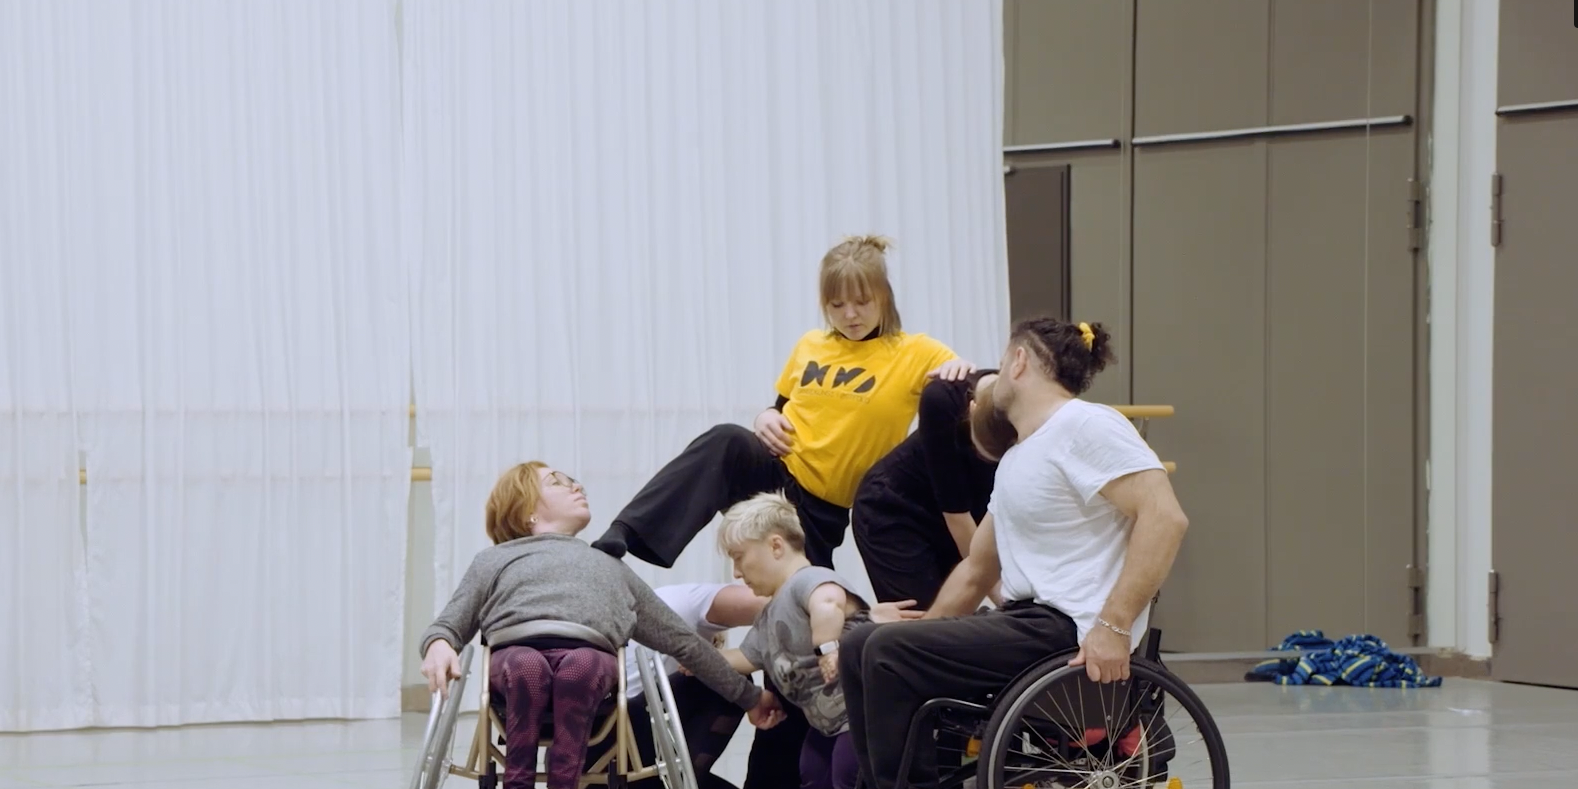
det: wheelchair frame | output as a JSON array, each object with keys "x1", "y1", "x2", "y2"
[
  {"x1": 410, "y1": 639, "x2": 699, "y2": 789},
  {"x1": 892, "y1": 627, "x2": 1229, "y2": 789}
]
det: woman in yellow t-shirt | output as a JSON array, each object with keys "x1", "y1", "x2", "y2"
[{"x1": 591, "y1": 235, "x2": 974, "y2": 571}]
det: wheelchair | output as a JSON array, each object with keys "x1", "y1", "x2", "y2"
[
  {"x1": 409, "y1": 621, "x2": 699, "y2": 789},
  {"x1": 896, "y1": 627, "x2": 1230, "y2": 789}
]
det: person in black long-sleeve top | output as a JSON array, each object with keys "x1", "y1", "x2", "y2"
[{"x1": 850, "y1": 369, "x2": 1018, "y2": 607}]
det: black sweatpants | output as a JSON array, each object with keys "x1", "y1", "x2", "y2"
[
  {"x1": 837, "y1": 603, "x2": 1080, "y2": 789},
  {"x1": 607, "y1": 423, "x2": 851, "y2": 569},
  {"x1": 850, "y1": 480, "x2": 961, "y2": 607},
  {"x1": 615, "y1": 673, "x2": 746, "y2": 789}
]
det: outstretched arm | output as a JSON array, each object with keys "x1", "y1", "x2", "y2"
[
  {"x1": 705, "y1": 584, "x2": 770, "y2": 629},
  {"x1": 716, "y1": 647, "x2": 760, "y2": 675},
  {"x1": 924, "y1": 513, "x2": 1001, "y2": 619},
  {"x1": 417, "y1": 554, "x2": 491, "y2": 659},
  {"x1": 626, "y1": 572, "x2": 762, "y2": 710}
]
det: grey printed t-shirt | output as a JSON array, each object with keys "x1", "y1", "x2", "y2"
[{"x1": 740, "y1": 566, "x2": 871, "y2": 736}]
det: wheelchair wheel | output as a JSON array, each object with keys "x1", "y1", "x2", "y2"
[
  {"x1": 409, "y1": 643, "x2": 476, "y2": 789},
  {"x1": 977, "y1": 654, "x2": 1228, "y2": 789},
  {"x1": 632, "y1": 645, "x2": 700, "y2": 789}
]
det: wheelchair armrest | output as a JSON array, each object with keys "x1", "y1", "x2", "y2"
[{"x1": 487, "y1": 620, "x2": 617, "y2": 653}]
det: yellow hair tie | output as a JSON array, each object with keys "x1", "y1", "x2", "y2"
[{"x1": 1077, "y1": 322, "x2": 1095, "y2": 350}]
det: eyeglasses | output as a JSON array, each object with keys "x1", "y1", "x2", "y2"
[{"x1": 545, "y1": 471, "x2": 583, "y2": 491}]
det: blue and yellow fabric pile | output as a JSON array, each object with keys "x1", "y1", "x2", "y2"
[{"x1": 1246, "y1": 630, "x2": 1442, "y2": 688}]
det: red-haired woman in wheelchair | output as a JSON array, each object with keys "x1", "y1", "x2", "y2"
[{"x1": 419, "y1": 462, "x2": 783, "y2": 789}]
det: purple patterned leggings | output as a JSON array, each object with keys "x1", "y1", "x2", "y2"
[{"x1": 489, "y1": 645, "x2": 618, "y2": 789}]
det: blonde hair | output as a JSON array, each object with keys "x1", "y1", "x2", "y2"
[
  {"x1": 819, "y1": 235, "x2": 903, "y2": 336},
  {"x1": 485, "y1": 461, "x2": 549, "y2": 544},
  {"x1": 716, "y1": 491, "x2": 805, "y2": 555}
]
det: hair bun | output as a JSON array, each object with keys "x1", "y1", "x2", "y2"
[{"x1": 845, "y1": 234, "x2": 893, "y2": 254}]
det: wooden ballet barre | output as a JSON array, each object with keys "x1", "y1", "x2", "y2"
[
  {"x1": 78, "y1": 467, "x2": 436, "y2": 484},
  {"x1": 1110, "y1": 405, "x2": 1174, "y2": 420},
  {"x1": 1108, "y1": 403, "x2": 1174, "y2": 440},
  {"x1": 80, "y1": 464, "x2": 1160, "y2": 484}
]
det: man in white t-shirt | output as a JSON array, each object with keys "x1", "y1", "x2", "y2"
[
  {"x1": 606, "y1": 582, "x2": 768, "y2": 789},
  {"x1": 834, "y1": 316, "x2": 1191, "y2": 789}
]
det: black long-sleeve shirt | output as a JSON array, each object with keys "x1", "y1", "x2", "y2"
[{"x1": 853, "y1": 378, "x2": 997, "y2": 524}]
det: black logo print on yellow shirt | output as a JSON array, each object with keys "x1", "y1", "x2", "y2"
[{"x1": 801, "y1": 361, "x2": 877, "y2": 394}]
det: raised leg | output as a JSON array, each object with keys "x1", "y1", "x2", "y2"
[{"x1": 594, "y1": 424, "x2": 787, "y2": 567}]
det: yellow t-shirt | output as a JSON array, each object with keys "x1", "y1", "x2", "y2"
[{"x1": 774, "y1": 329, "x2": 958, "y2": 507}]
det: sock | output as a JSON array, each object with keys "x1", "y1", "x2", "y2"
[{"x1": 590, "y1": 523, "x2": 630, "y2": 558}]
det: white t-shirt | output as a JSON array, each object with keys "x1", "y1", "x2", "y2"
[
  {"x1": 990, "y1": 399, "x2": 1165, "y2": 653},
  {"x1": 624, "y1": 582, "x2": 734, "y2": 698}
]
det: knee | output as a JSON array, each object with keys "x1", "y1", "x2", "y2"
[
  {"x1": 492, "y1": 646, "x2": 551, "y2": 686},
  {"x1": 560, "y1": 648, "x2": 617, "y2": 687},
  {"x1": 859, "y1": 626, "x2": 911, "y2": 678},
  {"x1": 698, "y1": 423, "x2": 755, "y2": 454}
]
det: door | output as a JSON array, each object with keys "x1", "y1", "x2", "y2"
[
  {"x1": 1130, "y1": 0, "x2": 1421, "y2": 651},
  {"x1": 1490, "y1": 0, "x2": 1578, "y2": 689},
  {"x1": 1003, "y1": 163, "x2": 1071, "y2": 323}
]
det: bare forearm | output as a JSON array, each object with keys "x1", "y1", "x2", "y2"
[
  {"x1": 1100, "y1": 512, "x2": 1187, "y2": 628},
  {"x1": 720, "y1": 647, "x2": 758, "y2": 675},
  {"x1": 942, "y1": 512, "x2": 977, "y2": 558},
  {"x1": 924, "y1": 555, "x2": 997, "y2": 619}
]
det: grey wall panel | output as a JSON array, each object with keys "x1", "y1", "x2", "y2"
[
  {"x1": 1068, "y1": 154, "x2": 1132, "y2": 407},
  {"x1": 1269, "y1": 0, "x2": 1419, "y2": 125},
  {"x1": 1263, "y1": 128, "x2": 1417, "y2": 646},
  {"x1": 1005, "y1": 0, "x2": 1133, "y2": 146},
  {"x1": 1134, "y1": 0, "x2": 1270, "y2": 137},
  {"x1": 1132, "y1": 141, "x2": 1268, "y2": 652},
  {"x1": 1006, "y1": 150, "x2": 1132, "y2": 406},
  {"x1": 1004, "y1": 164, "x2": 1072, "y2": 325},
  {"x1": 1498, "y1": 0, "x2": 1578, "y2": 107},
  {"x1": 1492, "y1": 115, "x2": 1578, "y2": 688}
]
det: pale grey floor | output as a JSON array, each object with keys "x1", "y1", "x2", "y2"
[{"x1": 2, "y1": 679, "x2": 1575, "y2": 788}]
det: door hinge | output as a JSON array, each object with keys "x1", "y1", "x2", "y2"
[
  {"x1": 1487, "y1": 569, "x2": 1501, "y2": 644},
  {"x1": 1407, "y1": 178, "x2": 1425, "y2": 251},
  {"x1": 1407, "y1": 564, "x2": 1426, "y2": 641},
  {"x1": 1490, "y1": 172, "x2": 1504, "y2": 247}
]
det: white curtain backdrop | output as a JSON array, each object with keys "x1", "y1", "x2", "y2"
[
  {"x1": 1, "y1": 0, "x2": 411, "y2": 729},
  {"x1": 403, "y1": 0, "x2": 1009, "y2": 615},
  {"x1": 0, "y1": 23, "x2": 93, "y2": 728}
]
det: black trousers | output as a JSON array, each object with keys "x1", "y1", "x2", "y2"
[
  {"x1": 849, "y1": 482, "x2": 961, "y2": 607},
  {"x1": 742, "y1": 676, "x2": 812, "y2": 789},
  {"x1": 837, "y1": 604, "x2": 1080, "y2": 789},
  {"x1": 610, "y1": 423, "x2": 850, "y2": 569},
  {"x1": 596, "y1": 674, "x2": 745, "y2": 789}
]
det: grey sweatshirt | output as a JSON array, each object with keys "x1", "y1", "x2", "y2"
[{"x1": 419, "y1": 533, "x2": 761, "y2": 711}]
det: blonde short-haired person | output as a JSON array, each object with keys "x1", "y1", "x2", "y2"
[
  {"x1": 711, "y1": 492, "x2": 921, "y2": 789},
  {"x1": 836, "y1": 317, "x2": 1191, "y2": 789}
]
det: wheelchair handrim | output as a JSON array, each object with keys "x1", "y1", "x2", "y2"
[
  {"x1": 979, "y1": 658, "x2": 1230, "y2": 789},
  {"x1": 410, "y1": 643, "x2": 474, "y2": 789},
  {"x1": 634, "y1": 646, "x2": 699, "y2": 789}
]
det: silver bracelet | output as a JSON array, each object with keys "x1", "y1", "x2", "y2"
[{"x1": 1096, "y1": 617, "x2": 1131, "y2": 637}]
